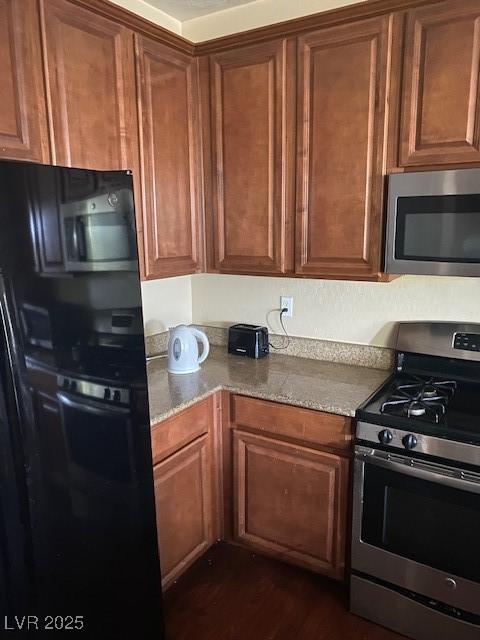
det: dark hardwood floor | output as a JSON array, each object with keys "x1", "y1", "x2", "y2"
[{"x1": 164, "y1": 543, "x2": 406, "y2": 640}]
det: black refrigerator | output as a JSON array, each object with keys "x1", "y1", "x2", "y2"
[{"x1": 0, "y1": 161, "x2": 164, "y2": 637}]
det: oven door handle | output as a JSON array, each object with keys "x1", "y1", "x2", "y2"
[
  {"x1": 57, "y1": 391, "x2": 131, "y2": 417},
  {"x1": 357, "y1": 451, "x2": 480, "y2": 494}
]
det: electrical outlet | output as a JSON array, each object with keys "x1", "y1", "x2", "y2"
[{"x1": 280, "y1": 296, "x2": 293, "y2": 318}]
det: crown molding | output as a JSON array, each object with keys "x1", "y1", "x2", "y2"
[
  {"x1": 68, "y1": 0, "x2": 194, "y2": 53},
  {"x1": 194, "y1": 0, "x2": 446, "y2": 54},
  {"x1": 68, "y1": 0, "x2": 447, "y2": 55}
]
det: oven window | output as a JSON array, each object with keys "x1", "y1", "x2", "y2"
[
  {"x1": 395, "y1": 195, "x2": 480, "y2": 262},
  {"x1": 60, "y1": 400, "x2": 133, "y2": 482},
  {"x1": 361, "y1": 463, "x2": 480, "y2": 582}
]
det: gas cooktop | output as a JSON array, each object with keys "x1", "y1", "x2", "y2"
[
  {"x1": 356, "y1": 322, "x2": 480, "y2": 467},
  {"x1": 357, "y1": 372, "x2": 480, "y2": 446}
]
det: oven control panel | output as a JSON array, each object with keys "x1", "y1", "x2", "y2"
[
  {"x1": 453, "y1": 332, "x2": 480, "y2": 352},
  {"x1": 355, "y1": 421, "x2": 479, "y2": 468},
  {"x1": 58, "y1": 375, "x2": 130, "y2": 405}
]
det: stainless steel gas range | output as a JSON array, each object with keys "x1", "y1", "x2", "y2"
[{"x1": 350, "y1": 322, "x2": 480, "y2": 640}]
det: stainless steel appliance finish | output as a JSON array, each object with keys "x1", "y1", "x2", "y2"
[
  {"x1": 91, "y1": 307, "x2": 144, "y2": 337},
  {"x1": 351, "y1": 321, "x2": 480, "y2": 640},
  {"x1": 60, "y1": 187, "x2": 137, "y2": 271},
  {"x1": 351, "y1": 576, "x2": 480, "y2": 640},
  {"x1": 395, "y1": 321, "x2": 480, "y2": 363},
  {"x1": 356, "y1": 421, "x2": 480, "y2": 467},
  {"x1": 352, "y1": 446, "x2": 480, "y2": 616},
  {"x1": 385, "y1": 168, "x2": 480, "y2": 277}
]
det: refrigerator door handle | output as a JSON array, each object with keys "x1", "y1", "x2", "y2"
[{"x1": 0, "y1": 271, "x2": 22, "y2": 414}]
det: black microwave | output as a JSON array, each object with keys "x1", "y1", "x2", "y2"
[{"x1": 385, "y1": 168, "x2": 480, "y2": 277}]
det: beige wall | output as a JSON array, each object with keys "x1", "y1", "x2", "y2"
[
  {"x1": 141, "y1": 276, "x2": 192, "y2": 336},
  {"x1": 191, "y1": 274, "x2": 480, "y2": 348},
  {"x1": 109, "y1": 0, "x2": 182, "y2": 34},
  {"x1": 140, "y1": 273, "x2": 480, "y2": 348},
  {"x1": 182, "y1": 0, "x2": 366, "y2": 41}
]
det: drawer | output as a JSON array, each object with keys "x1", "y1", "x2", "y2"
[
  {"x1": 151, "y1": 396, "x2": 213, "y2": 465},
  {"x1": 232, "y1": 395, "x2": 353, "y2": 452}
]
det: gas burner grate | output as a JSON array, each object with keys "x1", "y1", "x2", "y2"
[{"x1": 380, "y1": 376, "x2": 457, "y2": 423}]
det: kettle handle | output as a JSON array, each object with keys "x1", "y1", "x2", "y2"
[{"x1": 192, "y1": 328, "x2": 210, "y2": 365}]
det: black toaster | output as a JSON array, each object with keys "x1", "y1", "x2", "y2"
[{"x1": 228, "y1": 324, "x2": 269, "y2": 358}]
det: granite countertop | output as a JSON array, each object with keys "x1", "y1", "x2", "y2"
[{"x1": 147, "y1": 346, "x2": 390, "y2": 426}]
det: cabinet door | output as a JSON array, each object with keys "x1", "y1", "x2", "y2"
[
  {"x1": 153, "y1": 435, "x2": 214, "y2": 589},
  {"x1": 27, "y1": 164, "x2": 66, "y2": 274},
  {"x1": 296, "y1": 16, "x2": 392, "y2": 280},
  {"x1": 400, "y1": 0, "x2": 480, "y2": 167},
  {"x1": 233, "y1": 430, "x2": 349, "y2": 580},
  {"x1": 40, "y1": 0, "x2": 137, "y2": 171},
  {"x1": 209, "y1": 39, "x2": 295, "y2": 274},
  {"x1": 0, "y1": 0, "x2": 49, "y2": 162},
  {"x1": 135, "y1": 36, "x2": 204, "y2": 279}
]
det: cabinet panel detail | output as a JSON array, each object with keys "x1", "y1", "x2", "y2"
[
  {"x1": 136, "y1": 36, "x2": 204, "y2": 278},
  {"x1": 210, "y1": 39, "x2": 295, "y2": 274},
  {"x1": 400, "y1": 0, "x2": 480, "y2": 166}
]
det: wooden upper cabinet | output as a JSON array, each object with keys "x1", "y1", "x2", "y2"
[
  {"x1": 400, "y1": 0, "x2": 480, "y2": 167},
  {"x1": 0, "y1": 0, "x2": 49, "y2": 163},
  {"x1": 209, "y1": 39, "x2": 295, "y2": 274},
  {"x1": 40, "y1": 0, "x2": 137, "y2": 171},
  {"x1": 296, "y1": 16, "x2": 392, "y2": 280},
  {"x1": 135, "y1": 36, "x2": 204, "y2": 279}
]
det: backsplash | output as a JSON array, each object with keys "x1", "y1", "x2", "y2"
[
  {"x1": 142, "y1": 272, "x2": 480, "y2": 365},
  {"x1": 145, "y1": 325, "x2": 393, "y2": 370}
]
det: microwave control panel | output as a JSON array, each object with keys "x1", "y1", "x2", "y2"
[{"x1": 453, "y1": 332, "x2": 480, "y2": 352}]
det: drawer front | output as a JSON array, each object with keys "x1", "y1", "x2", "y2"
[
  {"x1": 151, "y1": 396, "x2": 213, "y2": 465},
  {"x1": 232, "y1": 395, "x2": 352, "y2": 451}
]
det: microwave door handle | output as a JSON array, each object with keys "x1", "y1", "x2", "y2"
[
  {"x1": 75, "y1": 217, "x2": 87, "y2": 261},
  {"x1": 358, "y1": 452, "x2": 480, "y2": 494}
]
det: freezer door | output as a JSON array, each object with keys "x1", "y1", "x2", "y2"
[{"x1": 0, "y1": 309, "x2": 31, "y2": 617}]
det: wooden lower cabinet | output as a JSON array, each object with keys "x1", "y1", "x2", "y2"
[
  {"x1": 233, "y1": 429, "x2": 349, "y2": 580},
  {"x1": 151, "y1": 396, "x2": 219, "y2": 590},
  {"x1": 153, "y1": 435, "x2": 215, "y2": 589},
  {"x1": 152, "y1": 393, "x2": 351, "y2": 587}
]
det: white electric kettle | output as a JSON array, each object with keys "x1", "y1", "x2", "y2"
[{"x1": 167, "y1": 325, "x2": 210, "y2": 374}]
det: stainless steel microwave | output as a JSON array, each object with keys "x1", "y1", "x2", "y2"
[
  {"x1": 60, "y1": 187, "x2": 137, "y2": 272},
  {"x1": 385, "y1": 169, "x2": 480, "y2": 277}
]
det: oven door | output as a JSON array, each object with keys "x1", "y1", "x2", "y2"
[
  {"x1": 352, "y1": 446, "x2": 480, "y2": 615},
  {"x1": 385, "y1": 169, "x2": 480, "y2": 277}
]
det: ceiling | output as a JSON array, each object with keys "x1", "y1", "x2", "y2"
[{"x1": 146, "y1": 0, "x2": 258, "y2": 21}]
